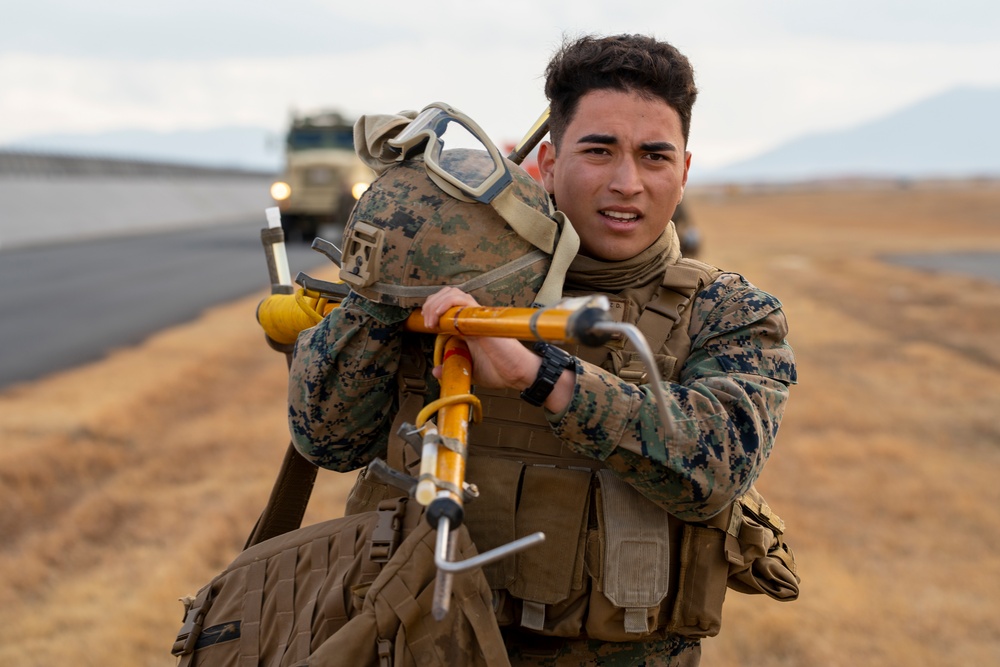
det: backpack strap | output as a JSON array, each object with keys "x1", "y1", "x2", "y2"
[{"x1": 244, "y1": 441, "x2": 319, "y2": 549}]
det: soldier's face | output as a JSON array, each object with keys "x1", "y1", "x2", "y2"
[{"x1": 539, "y1": 89, "x2": 690, "y2": 262}]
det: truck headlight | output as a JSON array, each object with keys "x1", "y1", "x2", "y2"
[
  {"x1": 270, "y1": 181, "x2": 292, "y2": 201},
  {"x1": 351, "y1": 181, "x2": 370, "y2": 200}
]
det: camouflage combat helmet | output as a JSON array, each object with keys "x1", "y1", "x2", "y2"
[{"x1": 341, "y1": 102, "x2": 579, "y2": 309}]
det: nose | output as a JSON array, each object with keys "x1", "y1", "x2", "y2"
[{"x1": 608, "y1": 157, "x2": 643, "y2": 197}]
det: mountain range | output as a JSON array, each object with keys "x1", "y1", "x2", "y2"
[
  {"x1": 697, "y1": 86, "x2": 1000, "y2": 184},
  {"x1": 4, "y1": 86, "x2": 999, "y2": 183}
]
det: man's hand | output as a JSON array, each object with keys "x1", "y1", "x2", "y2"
[{"x1": 422, "y1": 287, "x2": 575, "y2": 412}]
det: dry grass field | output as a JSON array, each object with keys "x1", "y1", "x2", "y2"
[{"x1": 2, "y1": 180, "x2": 999, "y2": 666}]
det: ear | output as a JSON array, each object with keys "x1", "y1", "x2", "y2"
[
  {"x1": 537, "y1": 141, "x2": 557, "y2": 194},
  {"x1": 679, "y1": 150, "x2": 692, "y2": 202}
]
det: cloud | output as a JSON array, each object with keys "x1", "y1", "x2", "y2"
[{"x1": 4, "y1": 1, "x2": 1000, "y2": 168}]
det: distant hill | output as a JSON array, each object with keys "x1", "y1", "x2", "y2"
[
  {"x1": 8, "y1": 87, "x2": 1000, "y2": 184},
  {"x1": 698, "y1": 86, "x2": 1000, "y2": 184},
  {"x1": 2, "y1": 126, "x2": 283, "y2": 173}
]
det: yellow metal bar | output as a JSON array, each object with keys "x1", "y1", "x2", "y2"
[
  {"x1": 433, "y1": 336, "x2": 474, "y2": 508},
  {"x1": 405, "y1": 306, "x2": 573, "y2": 342},
  {"x1": 257, "y1": 294, "x2": 596, "y2": 345}
]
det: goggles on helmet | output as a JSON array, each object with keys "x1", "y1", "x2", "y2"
[
  {"x1": 353, "y1": 101, "x2": 580, "y2": 306},
  {"x1": 387, "y1": 102, "x2": 512, "y2": 205}
]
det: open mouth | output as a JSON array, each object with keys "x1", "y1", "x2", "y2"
[
  {"x1": 599, "y1": 210, "x2": 642, "y2": 232},
  {"x1": 600, "y1": 209, "x2": 639, "y2": 221}
]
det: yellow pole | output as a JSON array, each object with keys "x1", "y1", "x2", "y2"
[
  {"x1": 405, "y1": 306, "x2": 572, "y2": 342},
  {"x1": 433, "y1": 336, "x2": 474, "y2": 511}
]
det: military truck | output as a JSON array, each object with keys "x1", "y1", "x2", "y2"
[{"x1": 269, "y1": 110, "x2": 373, "y2": 242}]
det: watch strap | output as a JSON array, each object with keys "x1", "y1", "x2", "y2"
[{"x1": 520, "y1": 342, "x2": 574, "y2": 407}]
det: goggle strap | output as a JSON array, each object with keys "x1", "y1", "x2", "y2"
[
  {"x1": 426, "y1": 172, "x2": 476, "y2": 204},
  {"x1": 534, "y1": 211, "x2": 580, "y2": 307},
  {"x1": 355, "y1": 111, "x2": 419, "y2": 174},
  {"x1": 491, "y1": 187, "x2": 558, "y2": 253}
]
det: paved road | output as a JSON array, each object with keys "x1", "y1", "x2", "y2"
[
  {"x1": 3, "y1": 226, "x2": 996, "y2": 390},
  {"x1": 884, "y1": 251, "x2": 1000, "y2": 284},
  {"x1": 0, "y1": 222, "x2": 337, "y2": 388}
]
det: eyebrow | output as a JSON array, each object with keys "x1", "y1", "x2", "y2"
[
  {"x1": 577, "y1": 134, "x2": 678, "y2": 152},
  {"x1": 640, "y1": 141, "x2": 678, "y2": 153},
  {"x1": 578, "y1": 133, "x2": 617, "y2": 145}
]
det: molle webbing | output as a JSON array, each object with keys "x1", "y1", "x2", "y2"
[
  {"x1": 174, "y1": 499, "x2": 411, "y2": 666},
  {"x1": 468, "y1": 386, "x2": 596, "y2": 463}
]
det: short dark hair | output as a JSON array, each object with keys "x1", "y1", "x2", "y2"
[{"x1": 544, "y1": 34, "x2": 698, "y2": 148}]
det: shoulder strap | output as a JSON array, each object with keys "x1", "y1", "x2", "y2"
[
  {"x1": 244, "y1": 442, "x2": 319, "y2": 549},
  {"x1": 621, "y1": 258, "x2": 722, "y2": 382},
  {"x1": 247, "y1": 333, "x2": 428, "y2": 549},
  {"x1": 245, "y1": 336, "x2": 318, "y2": 549}
]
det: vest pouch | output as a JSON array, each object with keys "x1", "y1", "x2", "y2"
[
  {"x1": 724, "y1": 488, "x2": 800, "y2": 601},
  {"x1": 344, "y1": 465, "x2": 407, "y2": 516},
  {"x1": 507, "y1": 465, "x2": 592, "y2": 635},
  {"x1": 667, "y1": 524, "x2": 728, "y2": 639},
  {"x1": 585, "y1": 470, "x2": 676, "y2": 642},
  {"x1": 463, "y1": 456, "x2": 524, "y2": 590},
  {"x1": 464, "y1": 460, "x2": 592, "y2": 637}
]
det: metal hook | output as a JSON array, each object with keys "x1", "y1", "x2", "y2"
[{"x1": 431, "y1": 516, "x2": 545, "y2": 619}]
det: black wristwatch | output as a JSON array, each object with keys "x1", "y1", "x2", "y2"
[{"x1": 520, "y1": 342, "x2": 575, "y2": 407}]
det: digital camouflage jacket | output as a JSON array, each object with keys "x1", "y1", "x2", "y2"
[{"x1": 287, "y1": 270, "x2": 796, "y2": 523}]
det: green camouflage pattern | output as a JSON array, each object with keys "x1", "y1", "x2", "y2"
[
  {"x1": 553, "y1": 272, "x2": 796, "y2": 521},
  {"x1": 287, "y1": 258, "x2": 796, "y2": 663},
  {"x1": 288, "y1": 272, "x2": 795, "y2": 524},
  {"x1": 340, "y1": 150, "x2": 553, "y2": 309},
  {"x1": 288, "y1": 294, "x2": 415, "y2": 470},
  {"x1": 504, "y1": 633, "x2": 700, "y2": 666}
]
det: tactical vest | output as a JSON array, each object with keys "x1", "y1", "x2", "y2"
[
  {"x1": 346, "y1": 257, "x2": 795, "y2": 642},
  {"x1": 462, "y1": 257, "x2": 723, "y2": 642}
]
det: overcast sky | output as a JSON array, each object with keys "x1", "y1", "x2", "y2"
[{"x1": 2, "y1": 0, "x2": 998, "y2": 168}]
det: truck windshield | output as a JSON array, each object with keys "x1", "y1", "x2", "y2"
[{"x1": 287, "y1": 127, "x2": 354, "y2": 151}]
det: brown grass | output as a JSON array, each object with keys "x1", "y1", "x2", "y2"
[{"x1": 2, "y1": 181, "x2": 999, "y2": 665}]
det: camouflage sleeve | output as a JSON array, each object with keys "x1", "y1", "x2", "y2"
[
  {"x1": 551, "y1": 273, "x2": 797, "y2": 522},
  {"x1": 287, "y1": 293, "x2": 410, "y2": 471}
]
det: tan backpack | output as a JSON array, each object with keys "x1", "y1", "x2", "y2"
[{"x1": 172, "y1": 497, "x2": 510, "y2": 666}]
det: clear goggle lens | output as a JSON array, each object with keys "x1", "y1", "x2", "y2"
[{"x1": 388, "y1": 103, "x2": 511, "y2": 204}]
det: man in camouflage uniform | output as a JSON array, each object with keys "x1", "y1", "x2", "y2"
[{"x1": 289, "y1": 34, "x2": 796, "y2": 666}]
